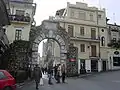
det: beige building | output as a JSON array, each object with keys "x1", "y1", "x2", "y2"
[
  {"x1": 5, "y1": 0, "x2": 36, "y2": 44},
  {"x1": 49, "y1": 2, "x2": 108, "y2": 73}
]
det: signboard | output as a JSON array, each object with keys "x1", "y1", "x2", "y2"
[{"x1": 69, "y1": 58, "x2": 76, "y2": 62}]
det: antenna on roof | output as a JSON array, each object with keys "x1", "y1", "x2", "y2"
[
  {"x1": 99, "y1": 0, "x2": 101, "y2": 10},
  {"x1": 113, "y1": 13, "x2": 116, "y2": 24}
]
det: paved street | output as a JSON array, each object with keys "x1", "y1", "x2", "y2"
[{"x1": 18, "y1": 71, "x2": 120, "y2": 90}]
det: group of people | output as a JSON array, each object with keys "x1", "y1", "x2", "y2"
[{"x1": 33, "y1": 64, "x2": 66, "y2": 90}]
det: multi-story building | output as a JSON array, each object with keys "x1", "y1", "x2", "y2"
[
  {"x1": 107, "y1": 23, "x2": 120, "y2": 70},
  {"x1": 3, "y1": 0, "x2": 36, "y2": 70},
  {"x1": 5, "y1": 0, "x2": 36, "y2": 43},
  {"x1": 0, "y1": 0, "x2": 10, "y2": 69},
  {"x1": 50, "y1": 2, "x2": 107, "y2": 73}
]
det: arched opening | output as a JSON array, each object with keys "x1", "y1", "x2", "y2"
[
  {"x1": 101, "y1": 36, "x2": 105, "y2": 46},
  {"x1": 38, "y1": 39, "x2": 60, "y2": 68}
]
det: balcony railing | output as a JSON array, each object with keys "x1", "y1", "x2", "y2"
[
  {"x1": 71, "y1": 32, "x2": 100, "y2": 42},
  {"x1": 9, "y1": 15, "x2": 31, "y2": 23}
]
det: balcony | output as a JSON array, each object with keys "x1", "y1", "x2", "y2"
[
  {"x1": 9, "y1": 15, "x2": 31, "y2": 24},
  {"x1": 70, "y1": 32, "x2": 100, "y2": 42}
]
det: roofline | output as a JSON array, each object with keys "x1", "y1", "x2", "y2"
[
  {"x1": 107, "y1": 23, "x2": 120, "y2": 27},
  {"x1": 10, "y1": 0, "x2": 36, "y2": 5}
]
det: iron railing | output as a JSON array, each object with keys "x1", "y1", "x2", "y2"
[{"x1": 9, "y1": 15, "x2": 31, "y2": 22}]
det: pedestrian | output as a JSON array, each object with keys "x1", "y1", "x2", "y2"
[
  {"x1": 61, "y1": 64, "x2": 66, "y2": 83},
  {"x1": 47, "y1": 66, "x2": 53, "y2": 85},
  {"x1": 33, "y1": 64, "x2": 42, "y2": 90},
  {"x1": 45, "y1": 67, "x2": 47, "y2": 74},
  {"x1": 54, "y1": 65, "x2": 58, "y2": 81},
  {"x1": 56, "y1": 64, "x2": 62, "y2": 83},
  {"x1": 41, "y1": 67, "x2": 44, "y2": 74}
]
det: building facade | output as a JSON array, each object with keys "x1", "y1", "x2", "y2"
[
  {"x1": 107, "y1": 23, "x2": 120, "y2": 70},
  {"x1": 0, "y1": 0, "x2": 10, "y2": 69},
  {"x1": 50, "y1": 2, "x2": 108, "y2": 73},
  {"x1": 5, "y1": 0, "x2": 36, "y2": 43},
  {"x1": 3, "y1": 0, "x2": 36, "y2": 70}
]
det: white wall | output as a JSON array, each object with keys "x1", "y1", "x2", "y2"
[
  {"x1": 85, "y1": 60, "x2": 91, "y2": 72},
  {"x1": 6, "y1": 24, "x2": 31, "y2": 44}
]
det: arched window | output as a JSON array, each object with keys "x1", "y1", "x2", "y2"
[{"x1": 101, "y1": 36, "x2": 105, "y2": 46}]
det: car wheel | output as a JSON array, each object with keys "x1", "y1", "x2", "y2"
[{"x1": 4, "y1": 87, "x2": 12, "y2": 90}]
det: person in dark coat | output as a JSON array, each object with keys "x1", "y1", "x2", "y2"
[
  {"x1": 47, "y1": 66, "x2": 53, "y2": 85},
  {"x1": 54, "y1": 65, "x2": 58, "y2": 81},
  {"x1": 33, "y1": 64, "x2": 42, "y2": 90},
  {"x1": 61, "y1": 64, "x2": 66, "y2": 83}
]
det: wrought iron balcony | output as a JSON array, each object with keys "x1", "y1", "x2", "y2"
[{"x1": 9, "y1": 15, "x2": 31, "y2": 23}]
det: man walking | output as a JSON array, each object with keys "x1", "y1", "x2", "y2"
[
  {"x1": 61, "y1": 64, "x2": 66, "y2": 83},
  {"x1": 47, "y1": 66, "x2": 53, "y2": 85},
  {"x1": 33, "y1": 64, "x2": 42, "y2": 90},
  {"x1": 56, "y1": 64, "x2": 62, "y2": 83},
  {"x1": 54, "y1": 65, "x2": 58, "y2": 81}
]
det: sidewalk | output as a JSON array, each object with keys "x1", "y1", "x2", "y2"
[
  {"x1": 78, "y1": 69, "x2": 120, "y2": 78},
  {"x1": 16, "y1": 79, "x2": 34, "y2": 88},
  {"x1": 17, "y1": 73, "x2": 48, "y2": 88}
]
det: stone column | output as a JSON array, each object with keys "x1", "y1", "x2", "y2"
[{"x1": 98, "y1": 59, "x2": 102, "y2": 72}]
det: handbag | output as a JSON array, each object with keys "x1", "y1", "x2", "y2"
[{"x1": 39, "y1": 78, "x2": 44, "y2": 86}]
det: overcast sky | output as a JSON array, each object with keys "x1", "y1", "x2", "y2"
[
  {"x1": 35, "y1": 0, "x2": 120, "y2": 56},
  {"x1": 33, "y1": 0, "x2": 120, "y2": 26}
]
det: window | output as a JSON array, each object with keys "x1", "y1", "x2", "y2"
[
  {"x1": 0, "y1": 72, "x2": 6, "y2": 80},
  {"x1": 113, "y1": 38, "x2": 116, "y2": 41},
  {"x1": 16, "y1": 10, "x2": 25, "y2": 16},
  {"x1": 91, "y1": 45, "x2": 96, "y2": 57},
  {"x1": 71, "y1": 11, "x2": 74, "y2": 17},
  {"x1": 98, "y1": 14, "x2": 102, "y2": 19},
  {"x1": 101, "y1": 36, "x2": 105, "y2": 46},
  {"x1": 90, "y1": 13, "x2": 93, "y2": 21},
  {"x1": 101, "y1": 29, "x2": 104, "y2": 32},
  {"x1": 68, "y1": 25, "x2": 74, "y2": 37},
  {"x1": 91, "y1": 28, "x2": 96, "y2": 39},
  {"x1": 80, "y1": 27, "x2": 84, "y2": 36},
  {"x1": 70, "y1": 43, "x2": 74, "y2": 47},
  {"x1": 80, "y1": 44, "x2": 85, "y2": 52},
  {"x1": 113, "y1": 57, "x2": 120, "y2": 66},
  {"x1": 15, "y1": 29, "x2": 22, "y2": 40},
  {"x1": 79, "y1": 12, "x2": 85, "y2": 20}
]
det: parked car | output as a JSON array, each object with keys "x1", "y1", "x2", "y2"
[{"x1": 0, "y1": 70, "x2": 16, "y2": 90}]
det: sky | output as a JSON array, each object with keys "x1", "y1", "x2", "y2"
[
  {"x1": 35, "y1": 0, "x2": 120, "y2": 57},
  {"x1": 33, "y1": 0, "x2": 120, "y2": 26}
]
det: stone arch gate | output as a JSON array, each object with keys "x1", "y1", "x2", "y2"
[{"x1": 30, "y1": 20, "x2": 70, "y2": 67}]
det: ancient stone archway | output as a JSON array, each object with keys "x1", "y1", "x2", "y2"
[{"x1": 30, "y1": 20, "x2": 70, "y2": 65}]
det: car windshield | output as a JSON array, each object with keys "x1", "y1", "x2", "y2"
[{"x1": 0, "y1": 72, "x2": 6, "y2": 80}]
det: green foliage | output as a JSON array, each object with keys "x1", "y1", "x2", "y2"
[
  {"x1": 108, "y1": 39, "x2": 120, "y2": 49},
  {"x1": 7, "y1": 40, "x2": 30, "y2": 72}
]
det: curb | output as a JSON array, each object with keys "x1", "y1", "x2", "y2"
[
  {"x1": 79, "y1": 69, "x2": 120, "y2": 78},
  {"x1": 68, "y1": 69, "x2": 120, "y2": 78}
]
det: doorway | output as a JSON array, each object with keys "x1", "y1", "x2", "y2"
[{"x1": 102, "y1": 61, "x2": 106, "y2": 71}]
